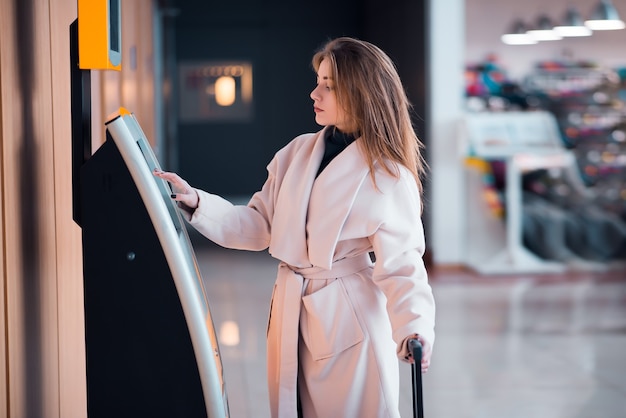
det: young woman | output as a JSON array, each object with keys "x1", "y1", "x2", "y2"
[{"x1": 155, "y1": 37, "x2": 435, "y2": 418}]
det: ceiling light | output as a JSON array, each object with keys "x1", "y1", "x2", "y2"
[
  {"x1": 501, "y1": 20, "x2": 538, "y2": 45},
  {"x1": 585, "y1": 0, "x2": 626, "y2": 30},
  {"x1": 528, "y1": 15, "x2": 563, "y2": 41},
  {"x1": 554, "y1": 6, "x2": 593, "y2": 37}
]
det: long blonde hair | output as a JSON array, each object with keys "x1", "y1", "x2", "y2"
[{"x1": 312, "y1": 37, "x2": 427, "y2": 195}]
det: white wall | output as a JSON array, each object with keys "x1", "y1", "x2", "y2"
[{"x1": 429, "y1": 0, "x2": 467, "y2": 265}]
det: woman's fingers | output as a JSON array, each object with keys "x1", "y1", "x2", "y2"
[
  {"x1": 154, "y1": 169, "x2": 189, "y2": 192},
  {"x1": 153, "y1": 169, "x2": 199, "y2": 209},
  {"x1": 412, "y1": 334, "x2": 432, "y2": 373},
  {"x1": 154, "y1": 169, "x2": 187, "y2": 191}
]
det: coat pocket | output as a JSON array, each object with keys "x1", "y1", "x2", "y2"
[{"x1": 301, "y1": 279, "x2": 364, "y2": 361}]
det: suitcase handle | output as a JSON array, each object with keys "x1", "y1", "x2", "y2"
[{"x1": 408, "y1": 338, "x2": 424, "y2": 418}]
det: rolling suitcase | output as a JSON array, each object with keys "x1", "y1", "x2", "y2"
[{"x1": 408, "y1": 338, "x2": 424, "y2": 418}]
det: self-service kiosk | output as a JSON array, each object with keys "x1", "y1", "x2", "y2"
[
  {"x1": 70, "y1": 5, "x2": 229, "y2": 416},
  {"x1": 79, "y1": 110, "x2": 229, "y2": 418}
]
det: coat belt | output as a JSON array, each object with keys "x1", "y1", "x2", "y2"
[
  {"x1": 267, "y1": 253, "x2": 373, "y2": 418},
  {"x1": 290, "y1": 252, "x2": 373, "y2": 281}
]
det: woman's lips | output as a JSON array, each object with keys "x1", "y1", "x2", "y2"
[{"x1": 314, "y1": 107, "x2": 322, "y2": 113}]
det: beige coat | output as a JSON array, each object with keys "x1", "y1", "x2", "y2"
[{"x1": 183, "y1": 127, "x2": 435, "y2": 418}]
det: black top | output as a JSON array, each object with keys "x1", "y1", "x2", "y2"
[{"x1": 316, "y1": 126, "x2": 358, "y2": 177}]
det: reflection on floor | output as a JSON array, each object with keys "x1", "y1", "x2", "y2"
[{"x1": 195, "y1": 243, "x2": 626, "y2": 418}]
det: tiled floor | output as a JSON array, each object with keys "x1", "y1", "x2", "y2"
[{"x1": 194, "y1": 242, "x2": 626, "y2": 418}]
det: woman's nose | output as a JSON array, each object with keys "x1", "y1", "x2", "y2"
[{"x1": 310, "y1": 85, "x2": 320, "y2": 101}]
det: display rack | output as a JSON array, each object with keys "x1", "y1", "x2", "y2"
[
  {"x1": 524, "y1": 65, "x2": 626, "y2": 221},
  {"x1": 460, "y1": 111, "x2": 595, "y2": 274}
]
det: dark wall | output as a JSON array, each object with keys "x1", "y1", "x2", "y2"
[
  {"x1": 362, "y1": 0, "x2": 428, "y2": 141},
  {"x1": 172, "y1": 0, "x2": 428, "y2": 199},
  {"x1": 361, "y1": 0, "x2": 431, "y2": 262}
]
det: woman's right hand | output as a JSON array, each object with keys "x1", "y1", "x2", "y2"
[
  {"x1": 403, "y1": 334, "x2": 432, "y2": 373},
  {"x1": 153, "y1": 169, "x2": 199, "y2": 210}
]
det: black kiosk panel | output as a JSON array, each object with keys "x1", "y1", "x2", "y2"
[{"x1": 81, "y1": 108, "x2": 228, "y2": 417}]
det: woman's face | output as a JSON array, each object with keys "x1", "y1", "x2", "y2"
[{"x1": 310, "y1": 58, "x2": 352, "y2": 132}]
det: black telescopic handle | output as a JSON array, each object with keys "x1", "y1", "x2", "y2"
[{"x1": 409, "y1": 338, "x2": 424, "y2": 418}]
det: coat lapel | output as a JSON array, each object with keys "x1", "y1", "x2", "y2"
[
  {"x1": 269, "y1": 129, "x2": 326, "y2": 268},
  {"x1": 307, "y1": 140, "x2": 370, "y2": 269},
  {"x1": 269, "y1": 128, "x2": 370, "y2": 270}
]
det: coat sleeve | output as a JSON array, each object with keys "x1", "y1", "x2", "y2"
[
  {"x1": 367, "y1": 169, "x2": 436, "y2": 351},
  {"x1": 179, "y1": 133, "x2": 313, "y2": 251},
  {"x1": 179, "y1": 158, "x2": 280, "y2": 251}
]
